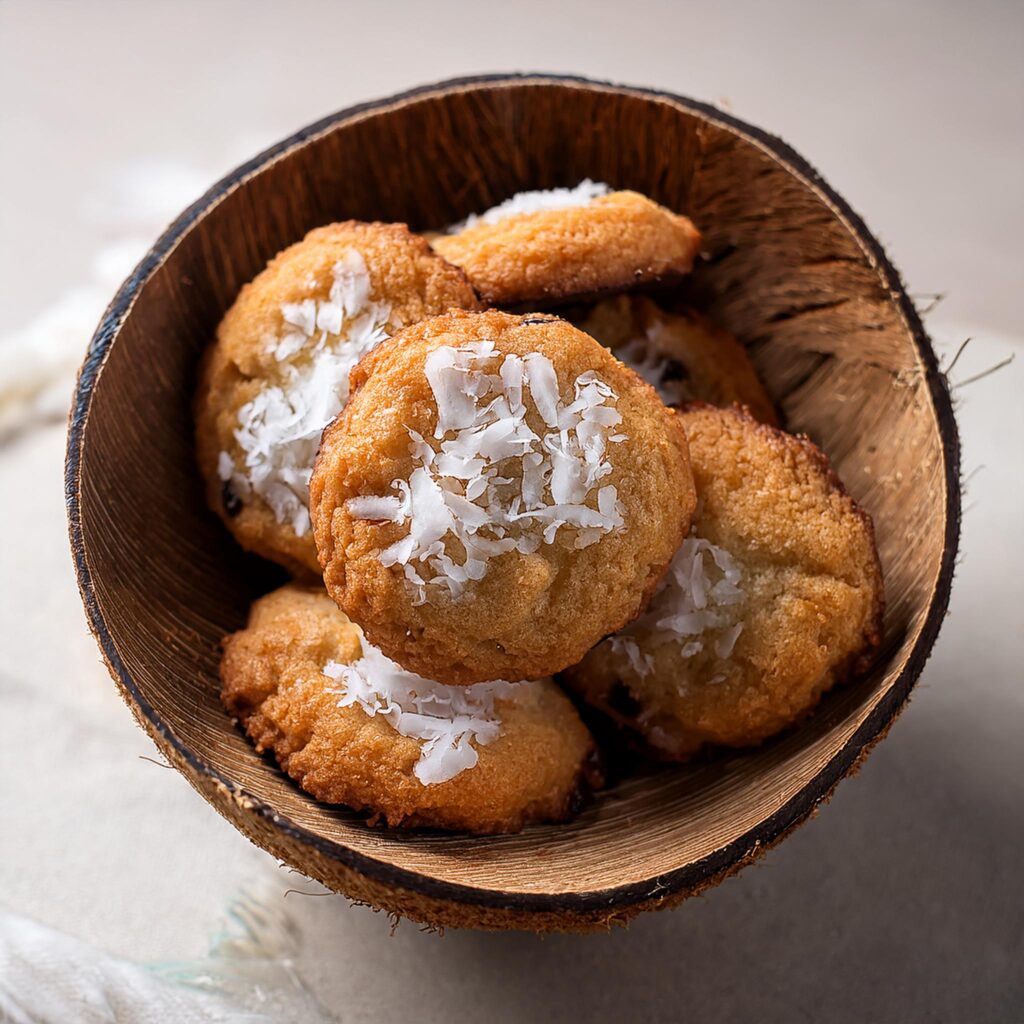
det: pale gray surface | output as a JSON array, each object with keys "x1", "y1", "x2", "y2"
[
  {"x1": 3, "y1": 0, "x2": 1023, "y2": 340},
  {"x1": 1, "y1": 2, "x2": 1022, "y2": 1021}
]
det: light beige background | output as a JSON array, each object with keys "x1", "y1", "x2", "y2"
[{"x1": 1, "y1": 2, "x2": 1022, "y2": 1021}]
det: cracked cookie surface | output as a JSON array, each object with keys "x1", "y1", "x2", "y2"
[
  {"x1": 562, "y1": 404, "x2": 883, "y2": 760},
  {"x1": 195, "y1": 221, "x2": 479, "y2": 576},
  {"x1": 311, "y1": 309, "x2": 696, "y2": 684},
  {"x1": 221, "y1": 583, "x2": 602, "y2": 834},
  {"x1": 432, "y1": 190, "x2": 701, "y2": 307}
]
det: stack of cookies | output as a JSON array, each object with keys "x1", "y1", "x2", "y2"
[{"x1": 196, "y1": 182, "x2": 883, "y2": 835}]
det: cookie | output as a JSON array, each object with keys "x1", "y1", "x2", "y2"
[
  {"x1": 195, "y1": 221, "x2": 480, "y2": 576},
  {"x1": 431, "y1": 182, "x2": 701, "y2": 307},
  {"x1": 221, "y1": 583, "x2": 602, "y2": 834},
  {"x1": 562, "y1": 405, "x2": 884, "y2": 761},
  {"x1": 578, "y1": 295, "x2": 779, "y2": 425},
  {"x1": 311, "y1": 309, "x2": 696, "y2": 685}
]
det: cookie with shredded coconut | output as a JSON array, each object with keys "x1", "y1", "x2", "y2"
[
  {"x1": 195, "y1": 222, "x2": 480, "y2": 576},
  {"x1": 579, "y1": 295, "x2": 779, "y2": 426},
  {"x1": 562, "y1": 404, "x2": 884, "y2": 761},
  {"x1": 221, "y1": 583, "x2": 602, "y2": 833},
  {"x1": 311, "y1": 309, "x2": 696, "y2": 685},
  {"x1": 431, "y1": 183, "x2": 701, "y2": 307}
]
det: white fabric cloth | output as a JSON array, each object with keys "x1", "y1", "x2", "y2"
[{"x1": 0, "y1": 897, "x2": 332, "y2": 1023}]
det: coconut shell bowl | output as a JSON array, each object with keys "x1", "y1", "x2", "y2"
[{"x1": 66, "y1": 74, "x2": 959, "y2": 933}]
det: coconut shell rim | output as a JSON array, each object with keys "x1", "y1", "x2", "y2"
[{"x1": 64, "y1": 71, "x2": 961, "y2": 918}]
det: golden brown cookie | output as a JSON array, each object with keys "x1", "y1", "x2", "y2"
[
  {"x1": 195, "y1": 221, "x2": 480, "y2": 576},
  {"x1": 221, "y1": 583, "x2": 602, "y2": 834},
  {"x1": 562, "y1": 405, "x2": 884, "y2": 761},
  {"x1": 579, "y1": 295, "x2": 779, "y2": 426},
  {"x1": 311, "y1": 309, "x2": 696, "y2": 685},
  {"x1": 431, "y1": 184, "x2": 701, "y2": 307}
]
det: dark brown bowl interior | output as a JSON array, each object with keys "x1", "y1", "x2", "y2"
[{"x1": 66, "y1": 74, "x2": 958, "y2": 932}]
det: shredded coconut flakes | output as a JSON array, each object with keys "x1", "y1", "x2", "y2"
[
  {"x1": 610, "y1": 331, "x2": 692, "y2": 403},
  {"x1": 347, "y1": 342, "x2": 628, "y2": 602},
  {"x1": 448, "y1": 179, "x2": 611, "y2": 233},
  {"x1": 323, "y1": 641, "x2": 524, "y2": 784},
  {"x1": 609, "y1": 535, "x2": 745, "y2": 677},
  {"x1": 219, "y1": 249, "x2": 391, "y2": 536},
  {"x1": 602, "y1": 309, "x2": 700, "y2": 405}
]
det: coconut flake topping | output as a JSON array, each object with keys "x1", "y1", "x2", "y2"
[
  {"x1": 609, "y1": 535, "x2": 745, "y2": 677},
  {"x1": 347, "y1": 342, "x2": 628, "y2": 602},
  {"x1": 448, "y1": 179, "x2": 611, "y2": 233},
  {"x1": 218, "y1": 250, "x2": 391, "y2": 536},
  {"x1": 615, "y1": 318, "x2": 694, "y2": 407},
  {"x1": 323, "y1": 641, "x2": 524, "y2": 785}
]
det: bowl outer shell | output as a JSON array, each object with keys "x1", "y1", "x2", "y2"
[{"x1": 65, "y1": 73, "x2": 960, "y2": 930}]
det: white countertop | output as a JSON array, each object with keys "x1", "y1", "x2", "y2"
[{"x1": 1, "y1": 2, "x2": 1021, "y2": 1020}]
